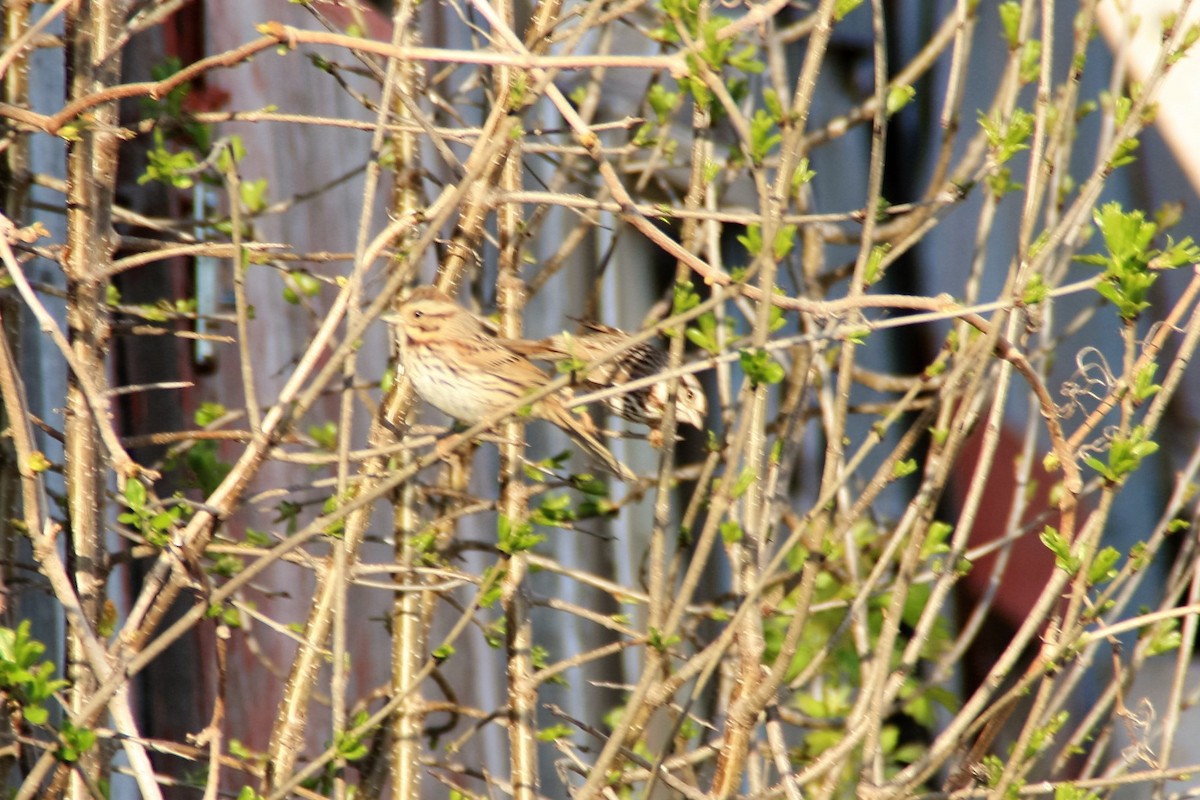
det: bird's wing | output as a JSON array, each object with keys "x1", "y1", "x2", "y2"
[{"x1": 464, "y1": 339, "x2": 552, "y2": 387}]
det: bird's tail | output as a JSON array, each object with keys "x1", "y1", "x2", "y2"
[{"x1": 539, "y1": 399, "x2": 636, "y2": 481}]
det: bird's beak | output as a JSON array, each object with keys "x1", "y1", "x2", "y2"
[
  {"x1": 676, "y1": 404, "x2": 705, "y2": 429},
  {"x1": 381, "y1": 311, "x2": 401, "y2": 326}
]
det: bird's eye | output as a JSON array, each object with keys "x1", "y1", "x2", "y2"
[{"x1": 412, "y1": 309, "x2": 423, "y2": 319}]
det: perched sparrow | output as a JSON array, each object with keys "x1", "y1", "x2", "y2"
[
  {"x1": 513, "y1": 322, "x2": 707, "y2": 442},
  {"x1": 388, "y1": 286, "x2": 634, "y2": 480}
]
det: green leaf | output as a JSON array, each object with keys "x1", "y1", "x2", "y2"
[
  {"x1": 703, "y1": 158, "x2": 720, "y2": 183},
  {"x1": 647, "y1": 83, "x2": 680, "y2": 123},
  {"x1": 730, "y1": 468, "x2": 756, "y2": 499},
  {"x1": 1108, "y1": 89, "x2": 1133, "y2": 122},
  {"x1": 979, "y1": 108, "x2": 1034, "y2": 164},
  {"x1": 737, "y1": 224, "x2": 763, "y2": 257},
  {"x1": 998, "y1": 1, "x2": 1022, "y2": 47},
  {"x1": 772, "y1": 225, "x2": 797, "y2": 260},
  {"x1": 791, "y1": 158, "x2": 816, "y2": 195},
  {"x1": 569, "y1": 472, "x2": 610, "y2": 497},
  {"x1": 26, "y1": 451, "x2": 51, "y2": 473},
  {"x1": 123, "y1": 480, "x2": 148, "y2": 513},
  {"x1": 308, "y1": 421, "x2": 338, "y2": 451},
  {"x1": 139, "y1": 129, "x2": 199, "y2": 188},
  {"x1": 1167, "y1": 20, "x2": 1200, "y2": 65},
  {"x1": 885, "y1": 85, "x2": 916, "y2": 116},
  {"x1": 1132, "y1": 363, "x2": 1161, "y2": 403},
  {"x1": 672, "y1": 280, "x2": 701, "y2": 316},
  {"x1": 834, "y1": 0, "x2": 864, "y2": 20},
  {"x1": 532, "y1": 494, "x2": 576, "y2": 526},
  {"x1": 739, "y1": 348, "x2": 785, "y2": 387},
  {"x1": 577, "y1": 498, "x2": 617, "y2": 519},
  {"x1": 986, "y1": 166, "x2": 1022, "y2": 197},
  {"x1": 1086, "y1": 425, "x2": 1158, "y2": 484},
  {"x1": 1019, "y1": 39, "x2": 1042, "y2": 84},
  {"x1": 25, "y1": 704, "x2": 49, "y2": 725},
  {"x1": 768, "y1": 289, "x2": 788, "y2": 332},
  {"x1": 528, "y1": 450, "x2": 572, "y2": 480},
  {"x1": 0, "y1": 623, "x2": 71, "y2": 729},
  {"x1": 748, "y1": 109, "x2": 782, "y2": 165},
  {"x1": 1151, "y1": 235, "x2": 1200, "y2": 270},
  {"x1": 763, "y1": 87, "x2": 783, "y2": 119},
  {"x1": 1039, "y1": 525, "x2": 1080, "y2": 573},
  {"x1": 289, "y1": 271, "x2": 322, "y2": 299},
  {"x1": 240, "y1": 178, "x2": 269, "y2": 214},
  {"x1": 1022, "y1": 274, "x2": 1048, "y2": 305},
  {"x1": 1082, "y1": 203, "x2": 1167, "y2": 320},
  {"x1": 187, "y1": 441, "x2": 233, "y2": 496},
  {"x1": 648, "y1": 628, "x2": 682, "y2": 652},
  {"x1": 245, "y1": 528, "x2": 272, "y2": 547},
  {"x1": 497, "y1": 514, "x2": 544, "y2": 554},
  {"x1": 1054, "y1": 783, "x2": 1100, "y2": 800},
  {"x1": 334, "y1": 728, "x2": 369, "y2": 761},
  {"x1": 865, "y1": 244, "x2": 890, "y2": 285},
  {"x1": 1108, "y1": 137, "x2": 1139, "y2": 170},
  {"x1": 685, "y1": 311, "x2": 723, "y2": 354},
  {"x1": 195, "y1": 402, "x2": 228, "y2": 426},
  {"x1": 1022, "y1": 711, "x2": 1068, "y2": 759},
  {"x1": 150, "y1": 507, "x2": 182, "y2": 532},
  {"x1": 536, "y1": 724, "x2": 575, "y2": 742},
  {"x1": 478, "y1": 566, "x2": 505, "y2": 608},
  {"x1": 921, "y1": 521, "x2": 953, "y2": 559},
  {"x1": 56, "y1": 721, "x2": 96, "y2": 763},
  {"x1": 208, "y1": 552, "x2": 244, "y2": 578},
  {"x1": 1086, "y1": 547, "x2": 1120, "y2": 586},
  {"x1": 217, "y1": 136, "x2": 246, "y2": 172},
  {"x1": 1147, "y1": 618, "x2": 1182, "y2": 656},
  {"x1": 981, "y1": 754, "x2": 1004, "y2": 787}
]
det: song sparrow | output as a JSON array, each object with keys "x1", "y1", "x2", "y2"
[
  {"x1": 389, "y1": 286, "x2": 635, "y2": 480},
  {"x1": 512, "y1": 322, "x2": 708, "y2": 443}
]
